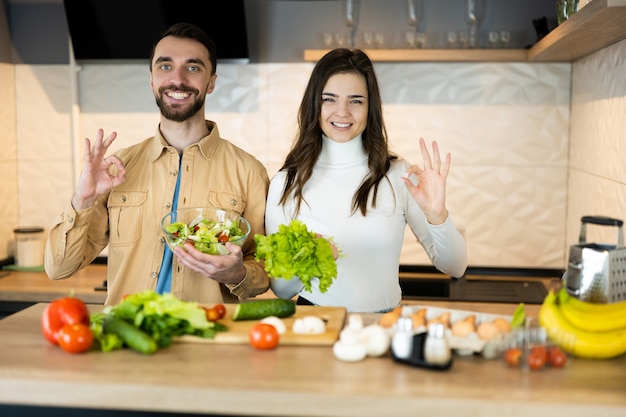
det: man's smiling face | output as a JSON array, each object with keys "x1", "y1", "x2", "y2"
[{"x1": 150, "y1": 35, "x2": 217, "y2": 122}]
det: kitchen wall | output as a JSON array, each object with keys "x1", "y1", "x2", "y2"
[
  {"x1": 2, "y1": 1, "x2": 625, "y2": 272},
  {"x1": 0, "y1": 0, "x2": 17, "y2": 259},
  {"x1": 566, "y1": 40, "x2": 626, "y2": 252},
  {"x1": 10, "y1": 58, "x2": 571, "y2": 269},
  {"x1": 0, "y1": 62, "x2": 18, "y2": 260}
]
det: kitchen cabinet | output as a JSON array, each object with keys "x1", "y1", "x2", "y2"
[{"x1": 304, "y1": 0, "x2": 626, "y2": 62}]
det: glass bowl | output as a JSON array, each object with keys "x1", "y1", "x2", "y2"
[{"x1": 161, "y1": 207, "x2": 250, "y2": 255}]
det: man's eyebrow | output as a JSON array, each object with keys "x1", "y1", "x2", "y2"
[{"x1": 154, "y1": 57, "x2": 207, "y2": 67}]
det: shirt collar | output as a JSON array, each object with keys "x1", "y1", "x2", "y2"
[{"x1": 150, "y1": 120, "x2": 221, "y2": 161}]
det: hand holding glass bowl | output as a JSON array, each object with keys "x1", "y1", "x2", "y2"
[{"x1": 161, "y1": 207, "x2": 250, "y2": 256}]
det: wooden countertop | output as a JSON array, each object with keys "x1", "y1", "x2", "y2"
[
  {"x1": 1, "y1": 302, "x2": 625, "y2": 416},
  {"x1": 0, "y1": 265, "x2": 107, "y2": 304}
]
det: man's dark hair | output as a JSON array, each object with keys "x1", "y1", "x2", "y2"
[{"x1": 149, "y1": 22, "x2": 217, "y2": 74}]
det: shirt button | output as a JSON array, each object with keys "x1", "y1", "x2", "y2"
[
  {"x1": 170, "y1": 170, "x2": 177, "y2": 176},
  {"x1": 230, "y1": 199, "x2": 237, "y2": 206},
  {"x1": 120, "y1": 196, "x2": 127, "y2": 203},
  {"x1": 151, "y1": 272, "x2": 157, "y2": 278},
  {"x1": 164, "y1": 203, "x2": 171, "y2": 209}
]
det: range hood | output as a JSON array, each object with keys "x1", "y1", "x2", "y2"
[{"x1": 62, "y1": 0, "x2": 249, "y2": 62}]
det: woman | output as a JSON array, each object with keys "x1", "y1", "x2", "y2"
[{"x1": 266, "y1": 48, "x2": 467, "y2": 313}]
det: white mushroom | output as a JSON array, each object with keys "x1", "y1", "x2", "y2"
[
  {"x1": 292, "y1": 315, "x2": 326, "y2": 335},
  {"x1": 260, "y1": 316, "x2": 287, "y2": 334},
  {"x1": 359, "y1": 324, "x2": 391, "y2": 357}
]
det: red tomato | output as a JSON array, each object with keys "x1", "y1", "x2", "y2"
[
  {"x1": 41, "y1": 296, "x2": 90, "y2": 345},
  {"x1": 528, "y1": 347, "x2": 547, "y2": 370},
  {"x1": 548, "y1": 346, "x2": 567, "y2": 368},
  {"x1": 217, "y1": 233, "x2": 229, "y2": 243},
  {"x1": 57, "y1": 323, "x2": 94, "y2": 354},
  {"x1": 213, "y1": 304, "x2": 227, "y2": 319},
  {"x1": 503, "y1": 347, "x2": 522, "y2": 367},
  {"x1": 530, "y1": 345, "x2": 548, "y2": 362},
  {"x1": 249, "y1": 323, "x2": 279, "y2": 350}
]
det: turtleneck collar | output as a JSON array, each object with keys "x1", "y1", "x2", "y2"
[{"x1": 318, "y1": 134, "x2": 368, "y2": 167}]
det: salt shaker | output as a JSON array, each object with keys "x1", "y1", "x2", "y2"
[
  {"x1": 424, "y1": 323, "x2": 451, "y2": 366},
  {"x1": 391, "y1": 316, "x2": 414, "y2": 360}
]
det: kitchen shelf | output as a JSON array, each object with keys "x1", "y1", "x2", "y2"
[
  {"x1": 304, "y1": 0, "x2": 626, "y2": 63},
  {"x1": 304, "y1": 48, "x2": 528, "y2": 62}
]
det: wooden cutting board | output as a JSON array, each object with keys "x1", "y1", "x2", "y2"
[{"x1": 177, "y1": 304, "x2": 347, "y2": 346}]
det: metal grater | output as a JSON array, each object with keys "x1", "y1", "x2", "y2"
[{"x1": 564, "y1": 216, "x2": 626, "y2": 303}]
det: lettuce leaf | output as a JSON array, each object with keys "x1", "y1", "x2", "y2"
[
  {"x1": 254, "y1": 220, "x2": 338, "y2": 293},
  {"x1": 91, "y1": 290, "x2": 227, "y2": 351}
]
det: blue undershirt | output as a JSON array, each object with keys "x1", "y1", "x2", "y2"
[{"x1": 155, "y1": 157, "x2": 182, "y2": 294}]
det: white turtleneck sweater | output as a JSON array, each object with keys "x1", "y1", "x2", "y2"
[{"x1": 266, "y1": 135, "x2": 467, "y2": 313}]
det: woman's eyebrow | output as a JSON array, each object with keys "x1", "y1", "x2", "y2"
[{"x1": 322, "y1": 92, "x2": 366, "y2": 98}]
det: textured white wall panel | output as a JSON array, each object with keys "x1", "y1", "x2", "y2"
[
  {"x1": 568, "y1": 39, "x2": 626, "y2": 252},
  {"x1": 0, "y1": 63, "x2": 18, "y2": 259},
  {"x1": 15, "y1": 65, "x2": 72, "y2": 231}
]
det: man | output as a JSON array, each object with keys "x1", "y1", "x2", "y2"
[{"x1": 45, "y1": 23, "x2": 270, "y2": 305}]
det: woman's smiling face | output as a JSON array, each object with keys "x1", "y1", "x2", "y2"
[{"x1": 319, "y1": 72, "x2": 369, "y2": 143}]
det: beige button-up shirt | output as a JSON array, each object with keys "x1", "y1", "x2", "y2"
[{"x1": 45, "y1": 121, "x2": 270, "y2": 305}]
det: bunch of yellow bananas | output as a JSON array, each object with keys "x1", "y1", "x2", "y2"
[{"x1": 538, "y1": 288, "x2": 626, "y2": 359}]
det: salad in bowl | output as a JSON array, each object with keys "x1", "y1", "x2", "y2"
[{"x1": 161, "y1": 207, "x2": 250, "y2": 255}]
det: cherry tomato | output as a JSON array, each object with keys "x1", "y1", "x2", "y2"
[
  {"x1": 41, "y1": 296, "x2": 90, "y2": 345},
  {"x1": 204, "y1": 307, "x2": 220, "y2": 322},
  {"x1": 217, "y1": 233, "x2": 229, "y2": 243},
  {"x1": 503, "y1": 347, "x2": 522, "y2": 367},
  {"x1": 213, "y1": 304, "x2": 227, "y2": 319},
  {"x1": 548, "y1": 346, "x2": 567, "y2": 368},
  {"x1": 530, "y1": 345, "x2": 548, "y2": 362},
  {"x1": 249, "y1": 323, "x2": 279, "y2": 350},
  {"x1": 57, "y1": 323, "x2": 94, "y2": 354},
  {"x1": 528, "y1": 347, "x2": 547, "y2": 370}
]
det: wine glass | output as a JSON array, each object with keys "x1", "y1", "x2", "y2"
[
  {"x1": 500, "y1": 31, "x2": 511, "y2": 48},
  {"x1": 447, "y1": 31, "x2": 458, "y2": 48},
  {"x1": 415, "y1": 32, "x2": 427, "y2": 49},
  {"x1": 323, "y1": 33, "x2": 334, "y2": 48},
  {"x1": 374, "y1": 32, "x2": 384, "y2": 49},
  {"x1": 458, "y1": 31, "x2": 469, "y2": 48},
  {"x1": 405, "y1": 31, "x2": 416, "y2": 48},
  {"x1": 488, "y1": 31, "x2": 499, "y2": 48}
]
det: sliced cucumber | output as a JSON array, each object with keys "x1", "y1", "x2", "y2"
[{"x1": 232, "y1": 299, "x2": 296, "y2": 321}]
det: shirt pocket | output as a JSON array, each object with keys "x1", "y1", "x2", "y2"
[
  {"x1": 207, "y1": 190, "x2": 246, "y2": 215},
  {"x1": 108, "y1": 190, "x2": 148, "y2": 246}
]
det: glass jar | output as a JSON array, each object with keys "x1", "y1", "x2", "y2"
[{"x1": 13, "y1": 227, "x2": 45, "y2": 268}]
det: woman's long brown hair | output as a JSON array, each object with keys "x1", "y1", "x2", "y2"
[{"x1": 278, "y1": 48, "x2": 397, "y2": 216}]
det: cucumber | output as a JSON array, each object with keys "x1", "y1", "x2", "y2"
[
  {"x1": 103, "y1": 317, "x2": 158, "y2": 355},
  {"x1": 232, "y1": 299, "x2": 296, "y2": 321}
]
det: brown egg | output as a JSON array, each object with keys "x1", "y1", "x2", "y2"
[
  {"x1": 492, "y1": 317, "x2": 512, "y2": 334},
  {"x1": 476, "y1": 321, "x2": 501, "y2": 341}
]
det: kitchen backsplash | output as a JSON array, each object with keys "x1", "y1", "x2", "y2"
[{"x1": 1, "y1": 39, "x2": 624, "y2": 269}]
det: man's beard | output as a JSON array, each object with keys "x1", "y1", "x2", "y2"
[{"x1": 155, "y1": 86, "x2": 205, "y2": 122}]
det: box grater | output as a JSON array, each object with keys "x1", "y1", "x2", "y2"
[{"x1": 564, "y1": 216, "x2": 626, "y2": 303}]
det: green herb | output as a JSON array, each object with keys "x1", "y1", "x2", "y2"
[
  {"x1": 511, "y1": 303, "x2": 526, "y2": 328},
  {"x1": 254, "y1": 220, "x2": 338, "y2": 293},
  {"x1": 90, "y1": 290, "x2": 227, "y2": 353}
]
